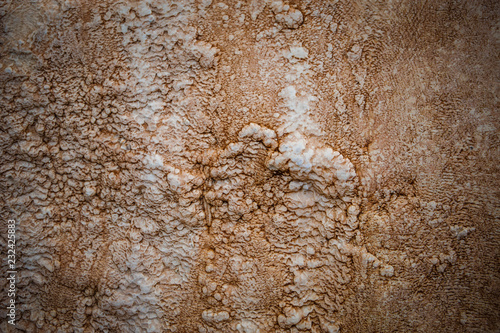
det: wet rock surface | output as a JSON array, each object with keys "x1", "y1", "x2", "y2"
[{"x1": 0, "y1": 0, "x2": 499, "y2": 332}]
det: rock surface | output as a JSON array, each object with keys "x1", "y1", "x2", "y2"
[{"x1": 0, "y1": 0, "x2": 499, "y2": 332}]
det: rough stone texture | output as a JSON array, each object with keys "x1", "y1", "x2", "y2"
[{"x1": 0, "y1": 0, "x2": 499, "y2": 332}]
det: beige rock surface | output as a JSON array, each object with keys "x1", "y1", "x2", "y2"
[{"x1": 0, "y1": 0, "x2": 499, "y2": 332}]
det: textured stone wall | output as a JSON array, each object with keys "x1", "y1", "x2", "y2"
[{"x1": 0, "y1": 0, "x2": 499, "y2": 332}]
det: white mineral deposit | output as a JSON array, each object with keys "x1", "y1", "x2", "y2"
[{"x1": 0, "y1": 0, "x2": 498, "y2": 332}]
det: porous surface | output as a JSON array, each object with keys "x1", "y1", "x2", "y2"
[{"x1": 0, "y1": 0, "x2": 499, "y2": 332}]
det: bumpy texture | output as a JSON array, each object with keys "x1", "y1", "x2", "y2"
[{"x1": 0, "y1": 0, "x2": 499, "y2": 332}]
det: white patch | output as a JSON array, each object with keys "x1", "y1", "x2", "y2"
[
  {"x1": 286, "y1": 46, "x2": 309, "y2": 61},
  {"x1": 202, "y1": 309, "x2": 230, "y2": 322},
  {"x1": 144, "y1": 153, "x2": 164, "y2": 169}
]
